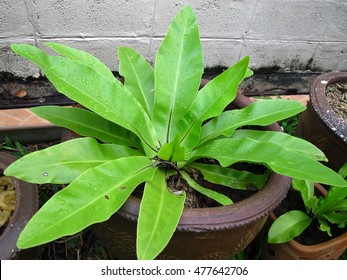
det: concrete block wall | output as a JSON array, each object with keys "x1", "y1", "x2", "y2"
[{"x1": 1, "y1": 0, "x2": 346, "y2": 78}]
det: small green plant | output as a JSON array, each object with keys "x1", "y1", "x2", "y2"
[
  {"x1": 0, "y1": 136, "x2": 27, "y2": 158},
  {"x1": 268, "y1": 163, "x2": 347, "y2": 243},
  {"x1": 5, "y1": 6, "x2": 347, "y2": 259}
]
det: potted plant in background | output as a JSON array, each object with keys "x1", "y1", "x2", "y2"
[
  {"x1": 0, "y1": 152, "x2": 39, "y2": 259},
  {"x1": 4, "y1": 5, "x2": 347, "y2": 260},
  {"x1": 296, "y1": 72, "x2": 347, "y2": 172},
  {"x1": 262, "y1": 163, "x2": 347, "y2": 259}
]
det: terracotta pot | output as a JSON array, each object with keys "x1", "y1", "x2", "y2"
[
  {"x1": 296, "y1": 72, "x2": 347, "y2": 172},
  {"x1": 0, "y1": 152, "x2": 39, "y2": 259},
  {"x1": 261, "y1": 184, "x2": 347, "y2": 260},
  {"x1": 91, "y1": 93, "x2": 292, "y2": 259}
]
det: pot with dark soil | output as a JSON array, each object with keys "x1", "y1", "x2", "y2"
[
  {"x1": 4, "y1": 5, "x2": 346, "y2": 260},
  {"x1": 296, "y1": 72, "x2": 347, "y2": 172},
  {"x1": 0, "y1": 152, "x2": 39, "y2": 259},
  {"x1": 262, "y1": 164, "x2": 347, "y2": 260}
]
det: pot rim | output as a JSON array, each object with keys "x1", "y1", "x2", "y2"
[
  {"x1": 310, "y1": 72, "x2": 347, "y2": 144},
  {"x1": 117, "y1": 93, "x2": 292, "y2": 231},
  {"x1": 0, "y1": 152, "x2": 38, "y2": 259}
]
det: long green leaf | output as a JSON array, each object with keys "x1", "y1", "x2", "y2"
[
  {"x1": 268, "y1": 210, "x2": 312, "y2": 243},
  {"x1": 31, "y1": 106, "x2": 142, "y2": 149},
  {"x1": 181, "y1": 171, "x2": 233, "y2": 205},
  {"x1": 152, "y1": 5, "x2": 203, "y2": 143},
  {"x1": 137, "y1": 169, "x2": 186, "y2": 260},
  {"x1": 322, "y1": 212, "x2": 347, "y2": 227},
  {"x1": 45, "y1": 42, "x2": 115, "y2": 81},
  {"x1": 316, "y1": 164, "x2": 347, "y2": 214},
  {"x1": 325, "y1": 199, "x2": 347, "y2": 212},
  {"x1": 172, "y1": 56, "x2": 249, "y2": 151},
  {"x1": 338, "y1": 162, "x2": 347, "y2": 178},
  {"x1": 11, "y1": 44, "x2": 158, "y2": 156},
  {"x1": 118, "y1": 46, "x2": 154, "y2": 116},
  {"x1": 317, "y1": 186, "x2": 347, "y2": 214},
  {"x1": 17, "y1": 156, "x2": 156, "y2": 249},
  {"x1": 230, "y1": 129, "x2": 327, "y2": 161},
  {"x1": 318, "y1": 217, "x2": 332, "y2": 235},
  {"x1": 189, "y1": 162, "x2": 269, "y2": 190},
  {"x1": 5, "y1": 137, "x2": 142, "y2": 184},
  {"x1": 200, "y1": 99, "x2": 306, "y2": 145},
  {"x1": 188, "y1": 137, "x2": 347, "y2": 187},
  {"x1": 291, "y1": 178, "x2": 317, "y2": 211}
]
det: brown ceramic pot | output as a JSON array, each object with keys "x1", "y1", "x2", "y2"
[
  {"x1": 91, "y1": 93, "x2": 292, "y2": 259},
  {"x1": 262, "y1": 184, "x2": 347, "y2": 260},
  {"x1": 296, "y1": 72, "x2": 347, "y2": 172},
  {"x1": 0, "y1": 152, "x2": 39, "y2": 259}
]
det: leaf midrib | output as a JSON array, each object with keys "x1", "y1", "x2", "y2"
[
  {"x1": 122, "y1": 50, "x2": 151, "y2": 116},
  {"x1": 166, "y1": 14, "x2": 188, "y2": 143}
]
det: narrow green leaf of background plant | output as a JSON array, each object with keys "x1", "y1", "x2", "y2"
[
  {"x1": 32, "y1": 106, "x2": 142, "y2": 149},
  {"x1": 200, "y1": 99, "x2": 306, "y2": 145},
  {"x1": 244, "y1": 68, "x2": 253, "y2": 79},
  {"x1": 292, "y1": 178, "x2": 317, "y2": 210},
  {"x1": 172, "y1": 56, "x2": 249, "y2": 150},
  {"x1": 230, "y1": 129, "x2": 327, "y2": 161},
  {"x1": 118, "y1": 46, "x2": 154, "y2": 116},
  {"x1": 152, "y1": 5, "x2": 203, "y2": 143},
  {"x1": 17, "y1": 156, "x2": 156, "y2": 249},
  {"x1": 188, "y1": 137, "x2": 347, "y2": 187},
  {"x1": 318, "y1": 187, "x2": 347, "y2": 214},
  {"x1": 45, "y1": 42, "x2": 115, "y2": 82},
  {"x1": 5, "y1": 137, "x2": 142, "y2": 184},
  {"x1": 157, "y1": 135, "x2": 185, "y2": 162},
  {"x1": 268, "y1": 210, "x2": 312, "y2": 243},
  {"x1": 11, "y1": 44, "x2": 158, "y2": 156},
  {"x1": 338, "y1": 162, "x2": 347, "y2": 178},
  {"x1": 181, "y1": 171, "x2": 233, "y2": 205},
  {"x1": 322, "y1": 212, "x2": 347, "y2": 229},
  {"x1": 318, "y1": 217, "x2": 332, "y2": 236},
  {"x1": 190, "y1": 162, "x2": 269, "y2": 190},
  {"x1": 137, "y1": 169, "x2": 186, "y2": 260},
  {"x1": 316, "y1": 163, "x2": 347, "y2": 214},
  {"x1": 324, "y1": 199, "x2": 347, "y2": 212}
]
